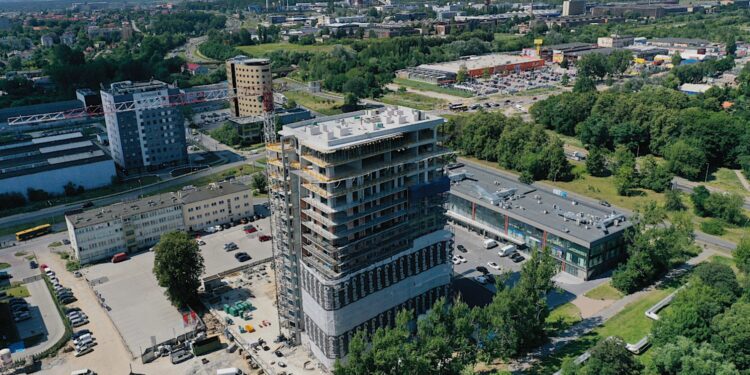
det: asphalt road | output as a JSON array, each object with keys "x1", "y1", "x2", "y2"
[{"x1": 671, "y1": 176, "x2": 750, "y2": 211}]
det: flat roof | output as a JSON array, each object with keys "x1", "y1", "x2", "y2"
[
  {"x1": 566, "y1": 47, "x2": 622, "y2": 57},
  {"x1": 68, "y1": 181, "x2": 251, "y2": 228},
  {"x1": 419, "y1": 53, "x2": 544, "y2": 74},
  {"x1": 449, "y1": 164, "x2": 631, "y2": 246},
  {"x1": 649, "y1": 37, "x2": 712, "y2": 46},
  {"x1": 280, "y1": 106, "x2": 443, "y2": 153},
  {"x1": 0, "y1": 131, "x2": 111, "y2": 179},
  {"x1": 227, "y1": 55, "x2": 270, "y2": 65},
  {"x1": 67, "y1": 192, "x2": 181, "y2": 228},
  {"x1": 179, "y1": 181, "x2": 250, "y2": 204},
  {"x1": 106, "y1": 80, "x2": 170, "y2": 95}
]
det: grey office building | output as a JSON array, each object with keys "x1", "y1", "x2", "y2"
[{"x1": 101, "y1": 80, "x2": 187, "y2": 172}]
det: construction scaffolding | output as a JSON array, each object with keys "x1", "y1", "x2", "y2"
[{"x1": 263, "y1": 92, "x2": 304, "y2": 344}]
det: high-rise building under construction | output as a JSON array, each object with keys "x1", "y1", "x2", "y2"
[{"x1": 266, "y1": 106, "x2": 453, "y2": 368}]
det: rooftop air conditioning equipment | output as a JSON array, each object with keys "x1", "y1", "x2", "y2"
[
  {"x1": 572, "y1": 200, "x2": 578, "y2": 205},
  {"x1": 563, "y1": 227, "x2": 570, "y2": 233}
]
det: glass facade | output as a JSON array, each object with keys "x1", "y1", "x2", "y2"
[{"x1": 447, "y1": 194, "x2": 627, "y2": 279}]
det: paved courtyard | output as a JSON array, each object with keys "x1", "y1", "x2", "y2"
[{"x1": 81, "y1": 252, "x2": 196, "y2": 358}]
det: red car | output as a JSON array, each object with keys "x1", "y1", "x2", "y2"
[
  {"x1": 111, "y1": 252, "x2": 129, "y2": 263},
  {"x1": 259, "y1": 235, "x2": 271, "y2": 242},
  {"x1": 244, "y1": 226, "x2": 257, "y2": 234}
]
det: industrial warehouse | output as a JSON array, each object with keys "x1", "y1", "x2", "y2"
[
  {"x1": 396, "y1": 53, "x2": 545, "y2": 84},
  {"x1": 447, "y1": 164, "x2": 632, "y2": 280}
]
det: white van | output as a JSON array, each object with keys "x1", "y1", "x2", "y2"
[
  {"x1": 216, "y1": 368, "x2": 244, "y2": 375},
  {"x1": 483, "y1": 239, "x2": 498, "y2": 249},
  {"x1": 70, "y1": 369, "x2": 96, "y2": 375},
  {"x1": 498, "y1": 244, "x2": 516, "y2": 257}
]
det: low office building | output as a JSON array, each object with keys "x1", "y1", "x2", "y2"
[
  {"x1": 446, "y1": 164, "x2": 631, "y2": 280},
  {"x1": 66, "y1": 193, "x2": 184, "y2": 264},
  {"x1": 181, "y1": 182, "x2": 254, "y2": 232},
  {"x1": 228, "y1": 107, "x2": 313, "y2": 143},
  {"x1": 66, "y1": 181, "x2": 253, "y2": 264},
  {"x1": 598, "y1": 34, "x2": 634, "y2": 48},
  {"x1": 0, "y1": 132, "x2": 116, "y2": 199}
]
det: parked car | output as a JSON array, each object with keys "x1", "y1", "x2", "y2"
[
  {"x1": 244, "y1": 225, "x2": 257, "y2": 234},
  {"x1": 72, "y1": 329, "x2": 91, "y2": 340},
  {"x1": 111, "y1": 252, "x2": 128, "y2": 263},
  {"x1": 510, "y1": 253, "x2": 525, "y2": 263},
  {"x1": 473, "y1": 275, "x2": 488, "y2": 284},
  {"x1": 475, "y1": 266, "x2": 489, "y2": 274},
  {"x1": 487, "y1": 262, "x2": 501, "y2": 270},
  {"x1": 29, "y1": 260, "x2": 38, "y2": 269},
  {"x1": 60, "y1": 296, "x2": 78, "y2": 304},
  {"x1": 224, "y1": 242, "x2": 238, "y2": 251},
  {"x1": 74, "y1": 346, "x2": 93, "y2": 357},
  {"x1": 234, "y1": 252, "x2": 251, "y2": 262},
  {"x1": 451, "y1": 256, "x2": 461, "y2": 265},
  {"x1": 259, "y1": 235, "x2": 271, "y2": 242},
  {"x1": 456, "y1": 245, "x2": 467, "y2": 253},
  {"x1": 455, "y1": 255, "x2": 467, "y2": 263}
]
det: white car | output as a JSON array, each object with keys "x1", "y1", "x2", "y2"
[
  {"x1": 75, "y1": 347, "x2": 93, "y2": 357},
  {"x1": 456, "y1": 255, "x2": 467, "y2": 263},
  {"x1": 451, "y1": 256, "x2": 461, "y2": 265},
  {"x1": 487, "y1": 262, "x2": 501, "y2": 270}
]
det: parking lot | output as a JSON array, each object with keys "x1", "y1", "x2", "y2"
[
  {"x1": 453, "y1": 65, "x2": 574, "y2": 96},
  {"x1": 450, "y1": 224, "x2": 605, "y2": 309},
  {"x1": 81, "y1": 252, "x2": 197, "y2": 358},
  {"x1": 199, "y1": 217, "x2": 274, "y2": 279}
]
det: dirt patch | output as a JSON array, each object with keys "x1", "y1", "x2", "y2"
[{"x1": 572, "y1": 295, "x2": 615, "y2": 319}]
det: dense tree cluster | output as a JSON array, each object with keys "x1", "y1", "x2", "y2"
[
  {"x1": 439, "y1": 111, "x2": 572, "y2": 183},
  {"x1": 611, "y1": 210, "x2": 698, "y2": 294},
  {"x1": 150, "y1": 12, "x2": 227, "y2": 35},
  {"x1": 531, "y1": 84, "x2": 750, "y2": 182},
  {"x1": 209, "y1": 123, "x2": 241, "y2": 147},
  {"x1": 335, "y1": 248, "x2": 557, "y2": 375},
  {"x1": 690, "y1": 186, "x2": 747, "y2": 225}
]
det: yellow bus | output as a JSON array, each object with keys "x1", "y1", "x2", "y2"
[{"x1": 15, "y1": 224, "x2": 51, "y2": 242}]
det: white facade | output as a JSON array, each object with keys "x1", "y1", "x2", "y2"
[{"x1": 182, "y1": 186, "x2": 254, "y2": 232}]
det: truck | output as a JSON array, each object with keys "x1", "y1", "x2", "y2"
[
  {"x1": 216, "y1": 368, "x2": 244, "y2": 375},
  {"x1": 483, "y1": 239, "x2": 498, "y2": 249},
  {"x1": 498, "y1": 244, "x2": 516, "y2": 257}
]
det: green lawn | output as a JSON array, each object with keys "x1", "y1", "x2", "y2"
[
  {"x1": 544, "y1": 129, "x2": 584, "y2": 149},
  {"x1": 237, "y1": 43, "x2": 338, "y2": 56},
  {"x1": 284, "y1": 90, "x2": 343, "y2": 115},
  {"x1": 584, "y1": 282, "x2": 624, "y2": 301},
  {"x1": 532, "y1": 288, "x2": 674, "y2": 375},
  {"x1": 379, "y1": 91, "x2": 447, "y2": 110},
  {"x1": 705, "y1": 168, "x2": 749, "y2": 197},
  {"x1": 546, "y1": 302, "x2": 582, "y2": 335},
  {"x1": 393, "y1": 78, "x2": 474, "y2": 99}
]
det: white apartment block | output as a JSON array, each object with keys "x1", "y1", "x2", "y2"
[
  {"x1": 66, "y1": 182, "x2": 253, "y2": 264},
  {"x1": 181, "y1": 182, "x2": 254, "y2": 232}
]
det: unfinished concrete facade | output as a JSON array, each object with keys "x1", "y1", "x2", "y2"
[{"x1": 266, "y1": 107, "x2": 453, "y2": 368}]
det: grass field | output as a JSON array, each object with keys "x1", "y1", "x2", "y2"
[
  {"x1": 379, "y1": 91, "x2": 446, "y2": 110},
  {"x1": 705, "y1": 168, "x2": 749, "y2": 197},
  {"x1": 238, "y1": 43, "x2": 338, "y2": 56},
  {"x1": 532, "y1": 288, "x2": 674, "y2": 374},
  {"x1": 393, "y1": 78, "x2": 474, "y2": 99},
  {"x1": 546, "y1": 302, "x2": 582, "y2": 335},
  {"x1": 545, "y1": 130, "x2": 584, "y2": 149},
  {"x1": 584, "y1": 282, "x2": 624, "y2": 301},
  {"x1": 284, "y1": 90, "x2": 343, "y2": 115}
]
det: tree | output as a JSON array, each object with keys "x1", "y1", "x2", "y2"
[
  {"x1": 578, "y1": 337, "x2": 643, "y2": 375},
  {"x1": 582, "y1": 146, "x2": 607, "y2": 178},
  {"x1": 0, "y1": 192, "x2": 26, "y2": 211},
  {"x1": 692, "y1": 262, "x2": 740, "y2": 301},
  {"x1": 27, "y1": 188, "x2": 50, "y2": 202},
  {"x1": 664, "y1": 139, "x2": 706, "y2": 181},
  {"x1": 607, "y1": 50, "x2": 632, "y2": 77},
  {"x1": 573, "y1": 74, "x2": 596, "y2": 93},
  {"x1": 735, "y1": 237, "x2": 750, "y2": 275},
  {"x1": 639, "y1": 156, "x2": 672, "y2": 193},
  {"x1": 649, "y1": 336, "x2": 739, "y2": 375},
  {"x1": 8, "y1": 56, "x2": 22, "y2": 70},
  {"x1": 152, "y1": 231, "x2": 205, "y2": 308},
  {"x1": 691, "y1": 186, "x2": 711, "y2": 217},
  {"x1": 284, "y1": 99, "x2": 298, "y2": 109},
  {"x1": 614, "y1": 164, "x2": 638, "y2": 196},
  {"x1": 456, "y1": 65, "x2": 468, "y2": 83},
  {"x1": 664, "y1": 189, "x2": 686, "y2": 211},
  {"x1": 711, "y1": 302, "x2": 750, "y2": 370},
  {"x1": 561, "y1": 73, "x2": 570, "y2": 86},
  {"x1": 652, "y1": 283, "x2": 732, "y2": 346},
  {"x1": 672, "y1": 51, "x2": 683, "y2": 66},
  {"x1": 251, "y1": 173, "x2": 267, "y2": 194},
  {"x1": 577, "y1": 53, "x2": 609, "y2": 80},
  {"x1": 703, "y1": 192, "x2": 745, "y2": 225},
  {"x1": 475, "y1": 248, "x2": 557, "y2": 360}
]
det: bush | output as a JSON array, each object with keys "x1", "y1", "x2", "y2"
[
  {"x1": 700, "y1": 219, "x2": 725, "y2": 235},
  {"x1": 65, "y1": 260, "x2": 81, "y2": 272},
  {"x1": 0, "y1": 192, "x2": 25, "y2": 210}
]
